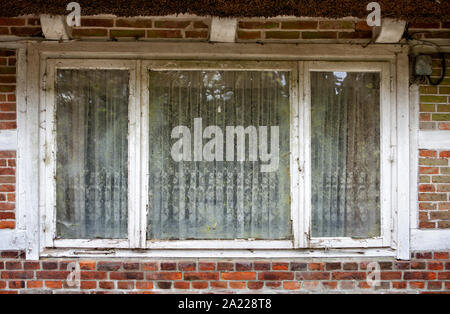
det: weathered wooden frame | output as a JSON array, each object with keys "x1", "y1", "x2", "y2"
[{"x1": 12, "y1": 41, "x2": 410, "y2": 259}]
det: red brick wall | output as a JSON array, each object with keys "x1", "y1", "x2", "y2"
[
  {"x1": 0, "y1": 48, "x2": 16, "y2": 229},
  {"x1": 418, "y1": 150, "x2": 450, "y2": 229},
  {"x1": 419, "y1": 54, "x2": 450, "y2": 131},
  {"x1": 0, "y1": 251, "x2": 448, "y2": 294}
]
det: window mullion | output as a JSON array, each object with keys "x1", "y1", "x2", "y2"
[{"x1": 128, "y1": 61, "x2": 141, "y2": 248}]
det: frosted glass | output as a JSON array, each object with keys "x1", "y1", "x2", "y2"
[
  {"x1": 311, "y1": 72, "x2": 381, "y2": 238},
  {"x1": 148, "y1": 71, "x2": 291, "y2": 240},
  {"x1": 56, "y1": 70, "x2": 129, "y2": 239}
]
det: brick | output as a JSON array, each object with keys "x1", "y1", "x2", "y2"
[
  {"x1": 419, "y1": 167, "x2": 439, "y2": 174},
  {"x1": 185, "y1": 31, "x2": 208, "y2": 39},
  {"x1": 332, "y1": 272, "x2": 366, "y2": 280},
  {"x1": 178, "y1": 262, "x2": 196, "y2": 271},
  {"x1": 438, "y1": 272, "x2": 450, "y2": 280},
  {"x1": 198, "y1": 262, "x2": 215, "y2": 271},
  {"x1": 411, "y1": 262, "x2": 426, "y2": 270},
  {"x1": 157, "y1": 282, "x2": 172, "y2": 289},
  {"x1": 24, "y1": 261, "x2": 40, "y2": 270},
  {"x1": 79, "y1": 261, "x2": 96, "y2": 270},
  {"x1": 42, "y1": 261, "x2": 58, "y2": 270},
  {"x1": 403, "y1": 272, "x2": 437, "y2": 280},
  {"x1": 210, "y1": 281, "x2": 227, "y2": 289},
  {"x1": 419, "y1": 184, "x2": 435, "y2": 192},
  {"x1": 437, "y1": 105, "x2": 450, "y2": 112},
  {"x1": 80, "y1": 281, "x2": 97, "y2": 289},
  {"x1": 99, "y1": 281, "x2": 114, "y2": 289},
  {"x1": 380, "y1": 272, "x2": 402, "y2": 280},
  {"x1": 10, "y1": 27, "x2": 42, "y2": 37},
  {"x1": 229, "y1": 281, "x2": 246, "y2": 289},
  {"x1": 418, "y1": 193, "x2": 447, "y2": 201},
  {"x1": 110, "y1": 30, "x2": 145, "y2": 38},
  {"x1": 72, "y1": 29, "x2": 108, "y2": 37},
  {"x1": 0, "y1": 221, "x2": 15, "y2": 229},
  {"x1": 302, "y1": 31, "x2": 337, "y2": 39},
  {"x1": 116, "y1": 19, "x2": 153, "y2": 28},
  {"x1": 237, "y1": 31, "x2": 261, "y2": 40},
  {"x1": 434, "y1": 252, "x2": 449, "y2": 259},
  {"x1": 319, "y1": 21, "x2": 354, "y2": 29},
  {"x1": 415, "y1": 252, "x2": 432, "y2": 259},
  {"x1": 184, "y1": 272, "x2": 219, "y2": 281},
  {"x1": 420, "y1": 104, "x2": 435, "y2": 112},
  {"x1": 325, "y1": 262, "x2": 341, "y2": 270},
  {"x1": 265, "y1": 31, "x2": 300, "y2": 39},
  {"x1": 290, "y1": 262, "x2": 307, "y2": 271},
  {"x1": 439, "y1": 123, "x2": 450, "y2": 130},
  {"x1": 430, "y1": 211, "x2": 450, "y2": 220},
  {"x1": 258, "y1": 272, "x2": 293, "y2": 280},
  {"x1": 154, "y1": 20, "x2": 191, "y2": 29},
  {"x1": 440, "y1": 151, "x2": 450, "y2": 158},
  {"x1": 174, "y1": 281, "x2": 190, "y2": 289},
  {"x1": 235, "y1": 262, "x2": 252, "y2": 271},
  {"x1": 248, "y1": 281, "x2": 264, "y2": 290},
  {"x1": 117, "y1": 281, "x2": 134, "y2": 290},
  {"x1": 283, "y1": 281, "x2": 301, "y2": 290},
  {"x1": 428, "y1": 262, "x2": 444, "y2": 270},
  {"x1": 432, "y1": 114, "x2": 450, "y2": 121},
  {"x1": 123, "y1": 262, "x2": 140, "y2": 270},
  {"x1": 432, "y1": 176, "x2": 450, "y2": 183},
  {"x1": 160, "y1": 262, "x2": 177, "y2": 270},
  {"x1": 296, "y1": 272, "x2": 330, "y2": 280},
  {"x1": 97, "y1": 262, "x2": 122, "y2": 271},
  {"x1": 217, "y1": 262, "x2": 233, "y2": 271},
  {"x1": 136, "y1": 281, "x2": 153, "y2": 290},
  {"x1": 142, "y1": 262, "x2": 158, "y2": 271},
  {"x1": 81, "y1": 18, "x2": 114, "y2": 27},
  {"x1": 193, "y1": 21, "x2": 209, "y2": 29},
  {"x1": 239, "y1": 21, "x2": 279, "y2": 29},
  {"x1": 281, "y1": 21, "x2": 317, "y2": 29},
  {"x1": 146, "y1": 272, "x2": 182, "y2": 280},
  {"x1": 409, "y1": 281, "x2": 425, "y2": 289},
  {"x1": 36, "y1": 271, "x2": 69, "y2": 280},
  {"x1": 80, "y1": 271, "x2": 107, "y2": 280},
  {"x1": 338, "y1": 31, "x2": 372, "y2": 39},
  {"x1": 421, "y1": 96, "x2": 447, "y2": 103},
  {"x1": 221, "y1": 272, "x2": 255, "y2": 280},
  {"x1": 5, "y1": 261, "x2": 21, "y2": 270},
  {"x1": 192, "y1": 281, "x2": 208, "y2": 289},
  {"x1": 0, "y1": 18, "x2": 25, "y2": 26},
  {"x1": 9, "y1": 280, "x2": 24, "y2": 289},
  {"x1": 392, "y1": 281, "x2": 407, "y2": 289},
  {"x1": 110, "y1": 272, "x2": 144, "y2": 280},
  {"x1": 146, "y1": 30, "x2": 182, "y2": 38},
  {"x1": 309, "y1": 263, "x2": 324, "y2": 271},
  {"x1": 27, "y1": 281, "x2": 43, "y2": 289}
]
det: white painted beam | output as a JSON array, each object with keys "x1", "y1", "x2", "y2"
[
  {"x1": 411, "y1": 230, "x2": 450, "y2": 251},
  {"x1": 0, "y1": 130, "x2": 17, "y2": 150},
  {"x1": 374, "y1": 18, "x2": 407, "y2": 43},
  {"x1": 210, "y1": 18, "x2": 237, "y2": 43},
  {"x1": 419, "y1": 130, "x2": 450, "y2": 149},
  {"x1": 40, "y1": 15, "x2": 72, "y2": 40}
]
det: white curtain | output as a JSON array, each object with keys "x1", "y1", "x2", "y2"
[
  {"x1": 148, "y1": 71, "x2": 291, "y2": 240},
  {"x1": 311, "y1": 72, "x2": 381, "y2": 238},
  {"x1": 56, "y1": 70, "x2": 129, "y2": 239}
]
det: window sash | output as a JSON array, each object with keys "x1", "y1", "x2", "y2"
[
  {"x1": 43, "y1": 59, "x2": 139, "y2": 249},
  {"x1": 302, "y1": 62, "x2": 392, "y2": 248},
  {"x1": 141, "y1": 60, "x2": 299, "y2": 249},
  {"x1": 42, "y1": 59, "x2": 393, "y2": 250}
]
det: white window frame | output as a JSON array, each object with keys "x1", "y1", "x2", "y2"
[
  {"x1": 301, "y1": 61, "x2": 393, "y2": 248},
  {"x1": 42, "y1": 59, "x2": 140, "y2": 249},
  {"x1": 141, "y1": 60, "x2": 299, "y2": 249},
  {"x1": 21, "y1": 42, "x2": 409, "y2": 259}
]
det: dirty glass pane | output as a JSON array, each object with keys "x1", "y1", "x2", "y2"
[
  {"x1": 311, "y1": 72, "x2": 380, "y2": 238},
  {"x1": 148, "y1": 71, "x2": 291, "y2": 240},
  {"x1": 56, "y1": 70, "x2": 129, "y2": 239}
]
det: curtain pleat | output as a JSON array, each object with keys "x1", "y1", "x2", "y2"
[
  {"x1": 148, "y1": 71, "x2": 291, "y2": 240},
  {"x1": 56, "y1": 69, "x2": 129, "y2": 239},
  {"x1": 311, "y1": 72, "x2": 381, "y2": 238}
]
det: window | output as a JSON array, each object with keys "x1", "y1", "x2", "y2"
[{"x1": 42, "y1": 59, "x2": 393, "y2": 253}]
